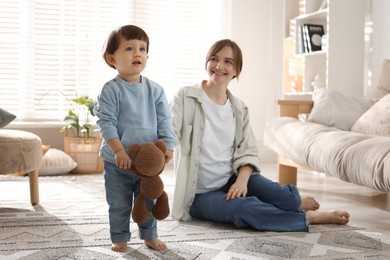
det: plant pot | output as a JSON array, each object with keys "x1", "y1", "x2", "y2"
[{"x1": 64, "y1": 136, "x2": 103, "y2": 174}]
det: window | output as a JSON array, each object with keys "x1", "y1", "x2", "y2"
[{"x1": 0, "y1": 0, "x2": 229, "y2": 122}]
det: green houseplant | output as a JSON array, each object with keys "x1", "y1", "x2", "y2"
[
  {"x1": 60, "y1": 96, "x2": 97, "y2": 138},
  {"x1": 61, "y1": 96, "x2": 103, "y2": 174}
]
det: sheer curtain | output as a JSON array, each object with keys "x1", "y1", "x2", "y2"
[{"x1": 0, "y1": 0, "x2": 229, "y2": 122}]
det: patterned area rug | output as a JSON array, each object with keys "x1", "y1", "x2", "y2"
[{"x1": 1, "y1": 174, "x2": 390, "y2": 260}]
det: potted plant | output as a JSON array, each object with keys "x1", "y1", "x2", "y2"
[{"x1": 61, "y1": 96, "x2": 103, "y2": 174}]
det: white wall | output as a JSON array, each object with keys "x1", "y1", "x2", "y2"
[
  {"x1": 327, "y1": 0, "x2": 366, "y2": 96},
  {"x1": 11, "y1": 0, "x2": 388, "y2": 163},
  {"x1": 9, "y1": 1, "x2": 285, "y2": 162},
  {"x1": 6, "y1": 123, "x2": 66, "y2": 150},
  {"x1": 369, "y1": 0, "x2": 390, "y2": 88},
  {"x1": 228, "y1": 0, "x2": 284, "y2": 162},
  {"x1": 5, "y1": 1, "x2": 286, "y2": 162}
]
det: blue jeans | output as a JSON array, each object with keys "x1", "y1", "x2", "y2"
[
  {"x1": 190, "y1": 173, "x2": 308, "y2": 232},
  {"x1": 104, "y1": 161, "x2": 158, "y2": 243}
]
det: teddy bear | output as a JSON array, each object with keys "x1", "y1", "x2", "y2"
[{"x1": 127, "y1": 140, "x2": 170, "y2": 224}]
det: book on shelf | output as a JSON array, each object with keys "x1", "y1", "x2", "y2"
[
  {"x1": 298, "y1": 25, "x2": 306, "y2": 53},
  {"x1": 301, "y1": 25, "x2": 309, "y2": 53},
  {"x1": 301, "y1": 24, "x2": 324, "y2": 53}
]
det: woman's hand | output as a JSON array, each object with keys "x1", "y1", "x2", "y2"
[
  {"x1": 225, "y1": 164, "x2": 253, "y2": 200},
  {"x1": 225, "y1": 181, "x2": 248, "y2": 200}
]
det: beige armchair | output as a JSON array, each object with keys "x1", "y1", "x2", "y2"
[{"x1": 0, "y1": 129, "x2": 42, "y2": 205}]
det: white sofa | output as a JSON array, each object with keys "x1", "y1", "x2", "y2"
[{"x1": 264, "y1": 88, "x2": 390, "y2": 192}]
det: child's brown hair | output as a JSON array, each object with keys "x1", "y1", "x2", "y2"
[{"x1": 103, "y1": 25, "x2": 149, "y2": 69}]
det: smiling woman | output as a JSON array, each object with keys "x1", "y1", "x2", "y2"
[{"x1": 0, "y1": 0, "x2": 229, "y2": 123}]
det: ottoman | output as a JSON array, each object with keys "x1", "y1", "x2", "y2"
[{"x1": 0, "y1": 129, "x2": 42, "y2": 205}]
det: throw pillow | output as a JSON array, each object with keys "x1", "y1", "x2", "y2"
[
  {"x1": 42, "y1": 144, "x2": 50, "y2": 156},
  {"x1": 0, "y1": 108, "x2": 16, "y2": 128},
  {"x1": 307, "y1": 88, "x2": 376, "y2": 130},
  {"x1": 370, "y1": 59, "x2": 390, "y2": 100},
  {"x1": 351, "y1": 93, "x2": 390, "y2": 136},
  {"x1": 39, "y1": 148, "x2": 77, "y2": 176}
]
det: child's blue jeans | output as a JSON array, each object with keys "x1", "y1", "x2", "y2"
[
  {"x1": 104, "y1": 161, "x2": 158, "y2": 243},
  {"x1": 190, "y1": 173, "x2": 309, "y2": 232}
]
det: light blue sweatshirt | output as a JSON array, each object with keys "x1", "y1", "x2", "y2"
[{"x1": 93, "y1": 75, "x2": 176, "y2": 164}]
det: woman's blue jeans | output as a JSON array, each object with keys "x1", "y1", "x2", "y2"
[
  {"x1": 190, "y1": 173, "x2": 308, "y2": 232},
  {"x1": 104, "y1": 161, "x2": 158, "y2": 243}
]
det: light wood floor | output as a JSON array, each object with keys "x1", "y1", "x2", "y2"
[
  {"x1": 261, "y1": 163, "x2": 390, "y2": 235},
  {"x1": 164, "y1": 163, "x2": 390, "y2": 235}
]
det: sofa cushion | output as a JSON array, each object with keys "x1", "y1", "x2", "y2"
[
  {"x1": 264, "y1": 116, "x2": 390, "y2": 192},
  {"x1": 370, "y1": 59, "x2": 390, "y2": 100},
  {"x1": 264, "y1": 117, "x2": 339, "y2": 166},
  {"x1": 0, "y1": 108, "x2": 16, "y2": 128},
  {"x1": 307, "y1": 88, "x2": 375, "y2": 131},
  {"x1": 306, "y1": 130, "x2": 371, "y2": 181},
  {"x1": 351, "y1": 93, "x2": 390, "y2": 136},
  {"x1": 343, "y1": 137, "x2": 390, "y2": 192}
]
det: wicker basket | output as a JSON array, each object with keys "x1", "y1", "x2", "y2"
[{"x1": 64, "y1": 136, "x2": 103, "y2": 174}]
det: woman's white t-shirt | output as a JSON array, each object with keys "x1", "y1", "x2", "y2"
[{"x1": 196, "y1": 90, "x2": 236, "y2": 193}]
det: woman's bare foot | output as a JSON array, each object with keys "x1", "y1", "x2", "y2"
[
  {"x1": 300, "y1": 196, "x2": 320, "y2": 211},
  {"x1": 111, "y1": 241, "x2": 127, "y2": 252},
  {"x1": 306, "y1": 210, "x2": 350, "y2": 225},
  {"x1": 145, "y1": 238, "x2": 167, "y2": 250}
]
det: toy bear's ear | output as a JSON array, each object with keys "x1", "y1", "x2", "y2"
[
  {"x1": 128, "y1": 144, "x2": 140, "y2": 160},
  {"x1": 155, "y1": 140, "x2": 167, "y2": 154}
]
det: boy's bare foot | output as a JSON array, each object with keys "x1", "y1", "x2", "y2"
[
  {"x1": 111, "y1": 241, "x2": 127, "y2": 252},
  {"x1": 300, "y1": 196, "x2": 320, "y2": 211},
  {"x1": 145, "y1": 238, "x2": 167, "y2": 250},
  {"x1": 306, "y1": 210, "x2": 350, "y2": 225}
]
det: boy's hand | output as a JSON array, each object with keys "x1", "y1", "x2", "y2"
[
  {"x1": 115, "y1": 149, "x2": 131, "y2": 169},
  {"x1": 164, "y1": 150, "x2": 173, "y2": 164},
  {"x1": 107, "y1": 138, "x2": 131, "y2": 169}
]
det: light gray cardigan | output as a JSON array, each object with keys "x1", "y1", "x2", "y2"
[{"x1": 170, "y1": 82, "x2": 261, "y2": 221}]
